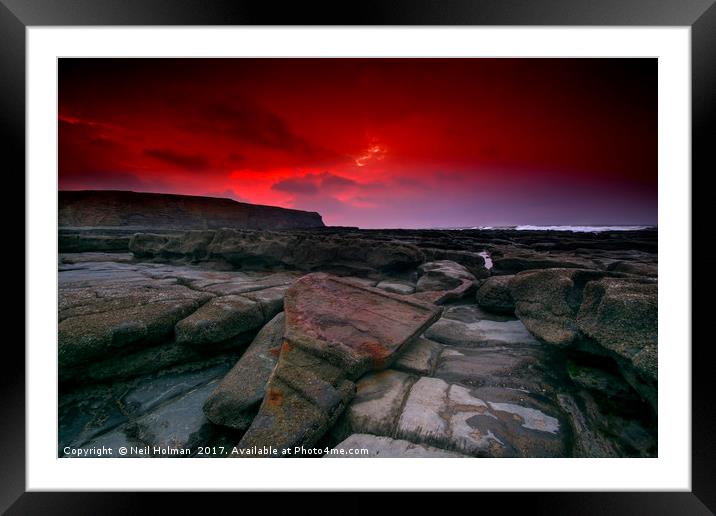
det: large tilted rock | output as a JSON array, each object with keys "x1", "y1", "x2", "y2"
[
  {"x1": 416, "y1": 260, "x2": 476, "y2": 304},
  {"x1": 577, "y1": 278, "x2": 657, "y2": 382},
  {"x1": 475, "y1": 275, "x2": 516, "y2": 314},
  {"x1": 510, "y1": 269, "x2": 657, "y2": 410},
  {"x1": 509, "y1": 268, "x2": 657, "y2": 376},
  {"x1": 203, "y1": 313, "x2": 286, "y2": 429},
  {"x1": 235, "y1": 273, "x2": 441, "y2": 456},
  {"x1": 509, "y1": 268, "x2": 607, "y2": 346}
]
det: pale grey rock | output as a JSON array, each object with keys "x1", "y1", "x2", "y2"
[
  {"x1": 327, "y1": 434, "x2": 467, "y2": 458},
  {"x1": 376, "y1": 280, "x2": 416, "y2": 295},
  {"x1": 424, "y1": 317, "x2": 539, "y2": 347},
  {"x1": 339, "y1": 370, "x2": 414, "y2": 437},
  {"x1": 396, "y1": 378, "x2": 567, "y2": 457},
  {"x1": 393, "y1": 336, "x2": 442, "y2": 376}
]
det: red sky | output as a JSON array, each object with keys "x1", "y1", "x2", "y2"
[{"x1": 59, "y1": 58, "x2": 657, "y2": 228}]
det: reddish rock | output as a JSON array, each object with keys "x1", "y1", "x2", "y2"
[{"x1": 235, "y1": 273, "x2": 441, "y2": 455}]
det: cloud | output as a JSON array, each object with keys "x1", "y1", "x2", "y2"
[
  {"x1": 271, "y1": 177, "x2": 320, "y2": 195},
  {"x1": 143, "y1": 148, "x2": 210, "y2": 171},
  {"x1": 59, "y1": 118, "x2": 132, "y2": 176},
  {"x1": 189, "y1": 100, "x2": 335, "y2": 159},
  {"x1": 270, "y1": 172, "x2": 363, "y2": 197},
  {"x1": 321, "y1": 173, "x2": 357, "y2": 190}
]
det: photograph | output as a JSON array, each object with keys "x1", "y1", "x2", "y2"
[{"x1": 57, "y1": 57, "x2": 658, "y2": 460}]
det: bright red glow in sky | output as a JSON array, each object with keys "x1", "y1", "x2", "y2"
[{"x1": 59, "y1": 58, "x2": 656, "y2": 228}]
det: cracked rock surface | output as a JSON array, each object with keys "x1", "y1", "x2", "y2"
[{"x1": 58, "y1": 226, "x2": 658, "y2": 459}]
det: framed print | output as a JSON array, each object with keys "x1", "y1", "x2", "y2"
[{"x1": 5, "y1": 0, "x2": 714, "y2": 512}]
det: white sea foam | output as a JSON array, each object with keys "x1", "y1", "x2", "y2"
[
  {"x1": 445, "y1": 225, "x2": 654, "y2": 232},
  {"x1": 513, "y1": 225, "x2": 654, "y2": 233}
]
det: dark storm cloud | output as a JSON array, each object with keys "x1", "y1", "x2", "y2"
[
  {"x1": 186, "y1": 100, "x2": 334, "y2": 160},
  {"x1": 271, "y1": 172, "x2": 361, "y2": 196},
  {"x1": 321, "y1": 173, "x2": 357, "y2": 190},
  {"x1": 143, "y1": 148, "x2": 210, "y2": 171},
  {"x1": 59, "y1": 118, "x2": 130, "y2": 175},
  {"x1": 272, "y1": 177, "x2": 320, "y2": 195}
]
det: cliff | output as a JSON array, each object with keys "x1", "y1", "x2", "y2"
[{"x1": 58, "y1": 190, "x2": 324, "y2": 230}]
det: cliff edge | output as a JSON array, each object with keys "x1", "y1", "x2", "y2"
[{"x1": 59, "y1": 190, "x2": 324, "y2": 230}]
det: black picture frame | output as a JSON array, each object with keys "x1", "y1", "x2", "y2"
[{"x1": 4, "y1": 0, "x2": 714, "y2": 513}]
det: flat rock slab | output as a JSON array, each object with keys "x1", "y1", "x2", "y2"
[
  {"x1": 198, "y1": 273, "x2": 298, "y2": 297},
  {"x1": 396, "y1": 377, "x2": 568, "y2": 457},
  {"x1": 237, "y1": 273, "x2": 441, "y2": 455},
  {"x1": 327, "y1": 434, "x2": 467, "y2": 458},
  {"x1": 282, "y1": 273, "x2": 441, "y2": 374},
  {"x1": 59, "y1": 295, "x2": 211, "y2": 370},
  {"x1": 58, "y1": 259, "x2": 298, "y2": 382},
  {"x1": 435, "y1": 345, "x2": 557, "y2": 395},
  {"x1": 424, "y1": 317, "x2": 539, "y2": 347}
]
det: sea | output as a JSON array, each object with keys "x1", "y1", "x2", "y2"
[{"x1": 447, "y1": 225, "x2": 656, "y2": 233}]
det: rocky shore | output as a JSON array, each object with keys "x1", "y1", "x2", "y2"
[{"x1": 58, "y1": 226, "x2": 657, "y2": 458}]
